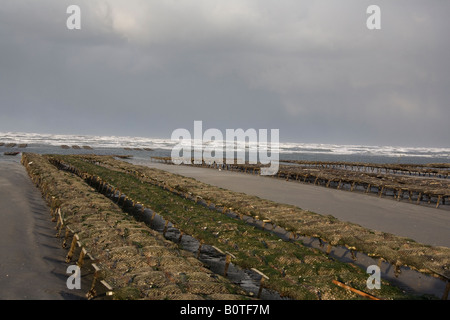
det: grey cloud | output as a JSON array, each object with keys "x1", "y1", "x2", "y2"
[{"x1": 0, "y1": 0, "x2": 449, "y2": 147}]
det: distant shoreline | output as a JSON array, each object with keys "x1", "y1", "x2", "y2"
[{"x1": 1, "y1": 131, "x2": 449, "y2": 164}]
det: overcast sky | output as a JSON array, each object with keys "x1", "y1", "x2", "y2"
[{"x1": 1, "y1": 0, "x2": 449, "y2": 147}]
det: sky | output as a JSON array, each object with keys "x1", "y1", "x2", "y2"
[{"x1": 1, "y1": 0, "x2": 449, "y2": 147}]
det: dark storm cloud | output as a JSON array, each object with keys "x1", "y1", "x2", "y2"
[{"x1": 0, "y1": 0, "x2": 449, "y2": 147}]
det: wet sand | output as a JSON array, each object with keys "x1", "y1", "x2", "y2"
[
  {"x1": 0, "y1": 161, "x2": 85, "y2": 299},
  {"x1": 145, "y1": 162, "x2": 450, "y2": 248}
]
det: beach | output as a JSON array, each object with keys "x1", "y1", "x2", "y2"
[
  {"x1": 0, "y1": 152, "x2": 449, "y2": 300},
  {"x1": 2, "y1": 0, "x2": 450, "y2": 306}
]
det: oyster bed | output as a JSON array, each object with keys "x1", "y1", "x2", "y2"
[
  {"x1": 90, "y1": 155, "x2": 449, "y2": 283},
  {"x1": 40, "y1": 153, "x2": 444, "y2": 300},
  {"x1": 21, "y1": 153, "x2": 249, "y2": 300}
]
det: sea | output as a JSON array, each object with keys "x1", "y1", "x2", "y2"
[{"x1": 1, "y1": 131, "x2": 449, "y2": 165}]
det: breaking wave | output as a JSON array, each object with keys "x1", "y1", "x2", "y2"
[{"x1": 1, "y1": 131, "x2": 449, "y2": 161}]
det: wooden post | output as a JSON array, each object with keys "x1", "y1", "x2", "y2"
[
  {"x1": 55, "y1": 213, "x2": 61, "y2": 231},
  {"x1": 62, "y1": 226, "x2": 72, "y2": 248},
  {"x1": 394, "y1": 262, "x2": 401, "y2": 277},
  {"x1": 56, "y1": 217, "x2": 64, "y2": 238},
  {"x1": 397, "y1": 189, "x2": 403, "y2": 201},
  {"x1": 436, "y1": 195, "x2": 442, "y2": 209},
  {"x1": 51, "y1": 207, "x2": 57, "y2": 222},
  {"x1": 262, "y1": 220, "x2": 271, "y2": 229},
  {"x1": 197, "y1": 240, "x2": 204, "y2": 258},
  {"x1": 377, "y1": 258, "x2": 383, "y2": 269},
  {"x1": 251, "y1": 268, "x2": 269, "y2": 299},
  {"x1": 163, "y1": 220, "x2": 169, "y2": 237},
  {"x1": 77, "y1": 247, "x2": 87, "y2": 268},
  {"x1": 66, "y1": 234, "x2": 79, "y2": 263},
  {"x1": 289, "y1": 231, "x2": 296, "y2": 241},
  {"x1": 350, "y1": 249, "x2": 356, "y2": 261},
  {"x1": 442, "y1": 281, "x2": 450, "y2": 300},
  {"x1": 224, "y1": 254, "x2": 232, "y2": 277},
  {"x1": 87, "y1": 263, "x2": 101, "y2": 299}
]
